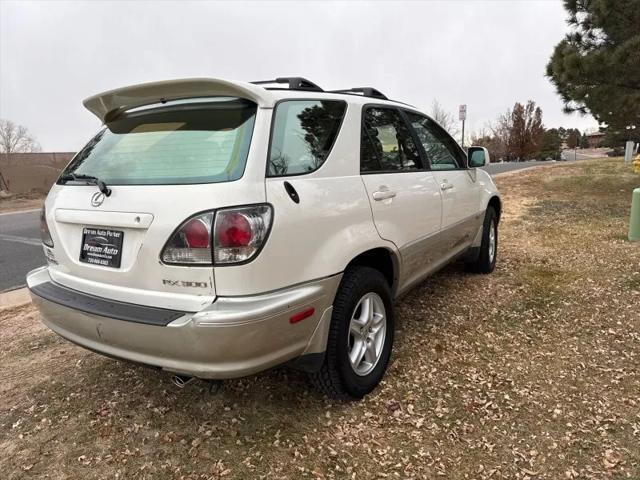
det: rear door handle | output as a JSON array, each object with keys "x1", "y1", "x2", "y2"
[
  {"x1": 440, "y1": 182, "x2": 454, "y2": 191},
  {"x1": 372, "y1": 189, "x2": 397, "y2": 201}
]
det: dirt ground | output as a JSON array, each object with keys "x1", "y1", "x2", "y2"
[
  {"x1": 0, "y1": 192, "x2": 45, "y2": 214},
  {"x1": 1, "y1": 159, "x2": 638, "y2": 479}
]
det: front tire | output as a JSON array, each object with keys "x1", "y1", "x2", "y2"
[
  {"x1": 467, "y1": 206, "x2": 498, "y2": 274},
  {"x1": 309, "y1": 266, "x2": 394, "y2": 400}
]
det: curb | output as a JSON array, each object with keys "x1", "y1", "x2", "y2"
[
  {"x1": 0, "y1": 287, "x2": 31, "y2": 308},
  {"x1": 491, "y1": 165, "x2": 543, "y2": 177},
  {"x1": 489, "y1": 156, "x2": 609, "y2": 178}
]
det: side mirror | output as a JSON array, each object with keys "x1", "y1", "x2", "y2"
[{"x1": 468, "y1": 146, "x2": 490, "y2": 168}]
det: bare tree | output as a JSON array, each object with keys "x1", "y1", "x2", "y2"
[
  {"x1": 487, "y1": 111, "x2": 512, "y2": 161},
  {"x1": 430, "y1": 100, "x2": 460, "y2": 138},
  {"x1": 470, "y1": 109, "x2": 514, "y2": 162},
  {"x1": 0, "y1": 119, "x2": 41, "y2": 154},
  {"x1": 470, "y1": 101, "x2": 545, "y2": 162}
]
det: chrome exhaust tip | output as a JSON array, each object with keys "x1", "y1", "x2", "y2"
[{"x1": 171, "y1": 374, "x2": 194, "y2": 388}]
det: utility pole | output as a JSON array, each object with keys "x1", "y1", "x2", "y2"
[{"x1": 459, "y1": 104, "x2": 467, "y2": 148}]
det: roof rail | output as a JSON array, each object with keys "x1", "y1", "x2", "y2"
[
  {"x1": 328, "y1": 87, "x2": 388, "y2": 100},
  {"x1": 251, "y1": 77, "x2": 323, "y2": 92}
]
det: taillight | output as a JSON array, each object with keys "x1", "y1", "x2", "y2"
[
  {"x1": 214, "y1": 205, "x2": 272, "y2": 264},
  {"x1": 181, "y1": 218, "x2": 210, "y2": 248},
  {"x1": 161, "y1": 212, "x2": 214, "y2": 265},
  {"x1": 160, "y1": 205, "x2": 272, "y2": 266},
  {"x1": 40, "y1": 206, "x2": 54, "y2": 247}
]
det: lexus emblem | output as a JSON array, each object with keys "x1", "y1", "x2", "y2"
[{"x1": 91, "y1": 191, "x2": 105, "y2": 207}]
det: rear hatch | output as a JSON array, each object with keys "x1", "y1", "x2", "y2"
[{"x1": 44, "y1": 97, "x2": 262, "y2": 312}]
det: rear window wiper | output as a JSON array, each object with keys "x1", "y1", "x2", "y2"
[{"x1": 59, "y1": 173, "x2": 112, "y2": 196}]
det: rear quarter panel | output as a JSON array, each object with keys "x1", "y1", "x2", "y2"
[{"x1": 214, "y1": 175, "x2": 394, "y2": 296}]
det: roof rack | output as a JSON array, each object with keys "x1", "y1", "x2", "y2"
[
  {"x1": 249, "y1": 79, "x2": 391, "y2": 102},
  {"x1": 251, "y1": 77, "x2": 323, "y2": 92},
  {"x1": 328, "y1": 87, "x2": 388, "y2": 100}
]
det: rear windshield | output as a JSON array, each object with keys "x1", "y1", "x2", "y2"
[{"x1": 61, "y1": 98, "x2": 257, "y2": 185}]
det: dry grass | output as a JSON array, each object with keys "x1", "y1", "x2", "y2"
[
  {"x1": 1, "y1": 159, "x2": 639, "y2": 479},
  {"x1": 0, "y1": 192, "x2": 45, "y2": 214}
]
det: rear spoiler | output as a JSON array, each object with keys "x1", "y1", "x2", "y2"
[{"x1": 83, "y1": 78, "x2": 277, "y2": 123}]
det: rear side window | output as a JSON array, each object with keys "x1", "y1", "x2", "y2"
[
  {"x1": 267, "y1": 100, "x2": 346, "y2": 177},
  {"x1": 360, "y1": 107, "x2": 422, "y2": 173},
  {"x1": 60, "y1": 98, "x2": 257, "y2": 185}
]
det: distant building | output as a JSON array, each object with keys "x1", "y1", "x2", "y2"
[{"x1": 585, "y1": 131, "x2": 605, "y2": 148}]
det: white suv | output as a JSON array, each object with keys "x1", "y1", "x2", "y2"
[{"x1": 28, "y1": 77, "x2": 501, "y2": 399}]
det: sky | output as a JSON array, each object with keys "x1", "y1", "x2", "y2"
[{"x1": 0, "y1": 0, "x2": 598, "y2": 152}]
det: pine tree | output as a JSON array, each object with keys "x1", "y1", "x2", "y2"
[
  {"x1": 540, "y1": 128, "x2": 563, "y2": 159},
  {"x1": 546, "y1": 1, "x2": 640, "y2": 144},
  {"x1": 566, "y1": 129, "x2": 580, "y2": 149},
  {"x1": 508, "y1": 101, "x2": 544, "y2": 160},
  {"x1": 580, "y1": 133, "x2": 590, "y2": 149}
]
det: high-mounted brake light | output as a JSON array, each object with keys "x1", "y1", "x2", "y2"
[
  {"x1": 214, "y1": 205, "x2": 272, "y2": 264},
  {"x1": 40, "y1": 206, "x2": 54, "y2": 247},
  {"x1": 161, "y1": 205, "x2": 272, "y2": 266}
]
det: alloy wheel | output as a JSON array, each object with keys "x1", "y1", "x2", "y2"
[{"x1": 347, "y1": 292, "x2": 387, "y2": 376}]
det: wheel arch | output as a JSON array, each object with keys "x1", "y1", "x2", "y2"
[
  {"x1": 488, "y1": 195, "x2": 502, "y2": 223},
  {"x1": 345, "y1": 247, "x2": 400, "y2": 297}
]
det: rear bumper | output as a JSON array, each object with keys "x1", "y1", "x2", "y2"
[{"x1": 27, "y1": 267, "x2": 340, "y2": 379}]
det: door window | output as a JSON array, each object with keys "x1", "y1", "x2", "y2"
[
  {"x1": 361, "y1": 107, "x2": 423, "y2": 173},
  {"x1": 405, "y1": 112, "x2": 465, "y2": 170}
]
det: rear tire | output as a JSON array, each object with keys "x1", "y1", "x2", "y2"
[
  {"x1": 309, "y1": 266, "x2": 394, "y2": 400},
  {"x1": 466, "y1": 207, "x2": 498, "y2": 274}
]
